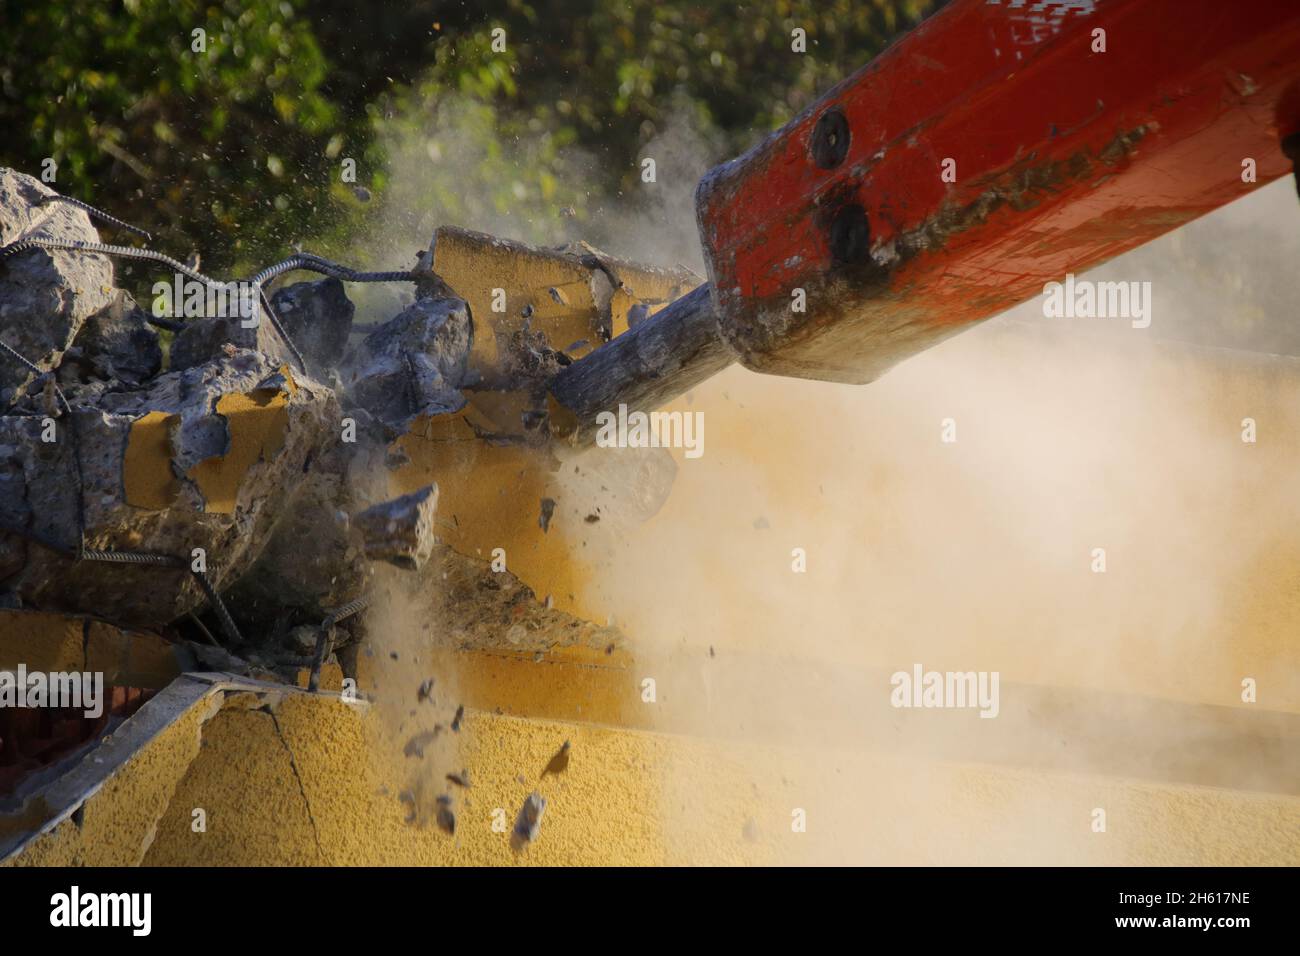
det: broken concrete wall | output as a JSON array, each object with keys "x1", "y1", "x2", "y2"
[
  {"x1": 168, "y1": 277, "x2": 354, "y2": 379},
  {"x1": 0, "y1": 352, "x2": 340, "y2": 627},
  {"x1": 168, "y1": 315, "x2": 291, "y2": 375},
  {"x1": 223, "y1": 443, "x2": 370, "y2": 626},
  {"x1": 0, "y1": 163, "x2": 686, "y2": 668}
]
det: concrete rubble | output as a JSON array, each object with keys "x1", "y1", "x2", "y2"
[
  {"x1": 0, "y1": 165, "x2": 671, "y2": 675},
  {"x1": 510, "y1": 791, "x2": 546, "y2": 852},
  {"x1": 170, "y1": 277, "x2": 356, "y2": 378},
  {"x1": 354, "y1": 483, "x2": 439, "y2": 571},
  {"x1": 270, "y1": 277, "x2": 355, "y2": 376},
  {"x1": 0, "y1": 168, "x2": 115, "y2": 405},
  {"x1": 65, "y1": 289, "x2": 162, "y2": 387},
  {"x1": 341, "y1": 298, "x2": 471, "y2": 437},
  {"x1": 222, "y1": 444, "x2": 369, "y2": 626},
  {"x1": 0, "y1": 348, "x2": 337, "y2": 627}
]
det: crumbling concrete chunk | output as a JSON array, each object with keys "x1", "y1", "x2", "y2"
[
  {"x1": 168, "y1": 312, "x2": 290, "y2": 373},
  {"x1": 510, "y1": 791, "x2": 546, "y2": 852},
  {"x1": 225, "y1": 443, "x2": 370, "y2": 623},
  {"x1": 354, "y1": 483, "x2": 439, "y2": 571},
  {"x1": 64, "y1": 288, "x2": 161, "y2": 386},
  {"x1": 0, "y1": 168, "x2": 115, "y2": 402},
  {"x1": 0, "y1": 350, "x2": 340, "y2": 627},
  {"x1": 342, "y1": 296, "x2": 471, "y2": 432},
  {"x1": 270, "y1": 277, "x2": 354, "y2": 376}
]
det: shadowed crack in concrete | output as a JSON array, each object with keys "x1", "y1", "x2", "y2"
[{"x1": 260, "y1": 705, "x2": 326, "y2": 861}]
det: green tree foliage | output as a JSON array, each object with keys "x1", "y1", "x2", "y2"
[
  {"x1": 0, "y1": 0, "x2": 938, "y2": 275},
  {"x1": 2, "y1": 0, "x2": 345, "y2": 269}
]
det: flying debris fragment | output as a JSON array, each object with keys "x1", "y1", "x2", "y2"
[
  {"x1": 354, "y1": 483, "x2": 440, "y2": 571},
  {"x1": 540, "y1": 740, "x2": 571, "y2": 779},
  {"x1": 510, "y1": 791, "x2": 547, "y2": 852},
  {"x1": 538, "y1": 497, "x2": 556, "y2": 533},
  {"x1": 403, "y1": 729, "x2": 440, "y2": 759},
  {"x1": 435, "y1": 794, "x2": 456, "y2": 835}
]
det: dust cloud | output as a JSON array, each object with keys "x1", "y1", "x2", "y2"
[
  {"x1": 353, "y1": 88, "x2": 1298, "y2": 862},
  {"x1": 560, "y1": 178, "x2": 1300, "y2": 863},
  {"x1": 357, "y1": 563, "x2": 466, "y2": 835}
]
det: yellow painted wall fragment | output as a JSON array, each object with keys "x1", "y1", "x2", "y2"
[
  {"x1": 432, "y1": 226, "x2": 698, "y2": 382},
  {"x1": 391, "y1": 230, "x2": 700, "y2": 612},
  {"x1": 124, "y1": 369, "x2": 298, "y2": 515},
  {"x1": 6, "y1": 675, "x2": 1295, "y2": 867},
  {"x1": 123, "y1": 411, "x2": 181, "y2": 511},
  {"x1": 186, "y1": 386, "x2": 291, "y2": 514},
  {"x1": 0, "y1": 611, "x2": 182, "y2": 690},
  {"x1": 389, "y1": 412, "x2": 599, "y2": 620},
  {"x1": 0, "y1": 610, "x2": 84, "y2": 672},
  {"x1": 434, "y1": 227, "x2": 599, "y2": 375},
  {"x1": 2, "y1": 689, "x2": 211, "y2": 867}
]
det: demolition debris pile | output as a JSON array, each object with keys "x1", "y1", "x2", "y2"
[{"x1": 0, "y1": 167, "x2": 629, "y2": 682}]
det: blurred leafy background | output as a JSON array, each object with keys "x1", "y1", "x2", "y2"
[{"x1": 0, "y1": 0, "x2": 938, "y2": 275}]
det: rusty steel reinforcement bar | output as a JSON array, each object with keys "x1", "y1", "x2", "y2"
[
  {"x1": 253, "y1": 287, "x2": 308, "y2": 373},
  {"x1": 547, "y1": 283, "x2": 734, "y2": 443},
  {"x1": 249, "y1": 252, "x2": 413, "y2": 287},
  {"x1": 322, "y1": 597, "x2": 370, "y2": 630},
  {"x1": 0, "y1": 237, "x2": 217, "y2": 287},
  {"x1": 190, "y1": 570, "x2": 244, "y2": 646},
  {"x1": 79, "y1": 548, "x2": 184, "y2": 568}
]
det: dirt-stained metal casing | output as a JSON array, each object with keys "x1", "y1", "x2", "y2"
[{"x1": 695, "y1": 0, "x2": 1300, "y2": 384}]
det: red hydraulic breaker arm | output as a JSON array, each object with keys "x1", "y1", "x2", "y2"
[{"x1": 550, "y1": 0, "x2": 1300, "y2": 437}]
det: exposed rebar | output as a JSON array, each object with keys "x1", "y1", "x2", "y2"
[
  {"x1": 0, "y1": 339, "x2": 71, "y2": 413},
  {"x1": 79, "y1": 547, "x2": 185, "y2": 568},
  {"x1": 187, "y1": 610, "x2": 222, "y2": 648},
  {"x1": 0, "y1": 236, "x2": 219, "y2": 287},
  {"x1": 255, "y1": 285, "x2": 307, "y2": 373},
  {"x1": 0, "y1": 239, "x2": 421, "y2": 377},
  {"x1": 0, "y1": 237, "x2": 308, "y2": 374},
  {"x1": 250, "y1": 252, "x2": 413, "y2": 287},
  {"x1": 192, "y1": 569, "x2": 245, "y2": 646},
  {"x1": 307, "y1": 596, "x2": 370, "y2": 691},
  {"x1": 37, "y1": 195, "x2": 152, "y2": 241},
  {"x1": 323, "y1": 596, "x2": 370, "y2": 629}
]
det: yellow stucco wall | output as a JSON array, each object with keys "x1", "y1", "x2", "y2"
[
  {"x1": 6, "y1": 663, "x2": 1297, "y2": 867},
  {"x1": 5, "y1": 693, "x2": 213, "y2": 867}
]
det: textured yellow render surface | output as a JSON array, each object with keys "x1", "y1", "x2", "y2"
[
  {"x1": 185, "y1": 386, "x2": 291, "y2": 515},
  {"x1": 5, "y1": 660, "x2": 1297, "y2": 866},
  {"x1": 123, "y1": 410, "x2": 181, "y2": 511}
]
